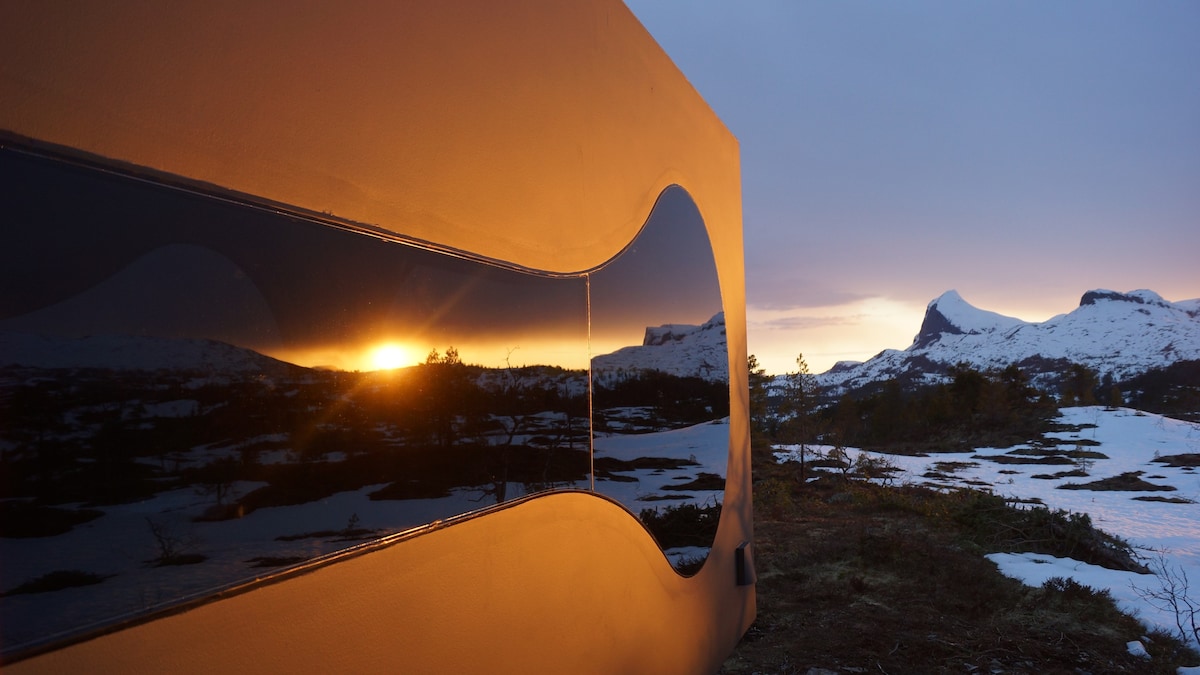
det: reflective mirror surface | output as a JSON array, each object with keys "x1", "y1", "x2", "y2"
[
  {"x1": 0, "y1": 149, "x2": 727, "y2": 654},
  {"x1": 590, "y1": 187, "x2": 728, "y2": 573},
  {"x1": 0, "y1": 149, "x2": 594, "y2": 652}
]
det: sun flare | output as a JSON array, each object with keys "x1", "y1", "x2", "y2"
[{"x1": 369, "y1": 343, "x2": 416, "y2": 370}]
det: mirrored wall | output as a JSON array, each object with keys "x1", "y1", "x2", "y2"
[
  {"x1": 0, "y1": 148, "x2": 727, "y2": 654},
  {"x1": 589, "y1": 187, "x2": 728, "y2": 572}
]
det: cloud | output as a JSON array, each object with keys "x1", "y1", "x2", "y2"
[
  {"x1": 754, "y1": 314, "x2": 864, "y2": 331},
  {"x1": 746, "y1": 284, "x2": 872, "y2": 312}
]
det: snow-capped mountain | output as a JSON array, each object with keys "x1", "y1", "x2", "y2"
[
  {"x1": 0, "y1": 332, "x2": 295, "y2": 374},
  {"x1": 817, "y1": 289, "x2": 1200, "y2": 393},
  {"x1": 592, "y1": 312, "x2": 728, "y2": 384}
]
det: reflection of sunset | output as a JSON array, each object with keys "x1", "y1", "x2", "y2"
[
  {"x1": 369, "y1": 343, "x2": 417, "y2": 370},
  {"x1": 267, "y1": 337, "x2": 591, "y2": 373}
]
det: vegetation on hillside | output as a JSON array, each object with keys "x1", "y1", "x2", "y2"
[
  {"x1": 722, "y1": 472, "x2": 1197, "y2": 674},
  {"x1": 1124, "y1": 360, "x2": 1200, "y2": 423},
  {"x1": 0, "y1": 350, "x2": 727, "y2": 520},
  {"x1": 757, "y1": 357, "x2": 1061, "y2": 455},
  {"x1": 756, "y1": 356, "x2": 1198, "y2": 455},
  {"x1": 726, "y1": 355, "x2": 1200, "y2": 672}
]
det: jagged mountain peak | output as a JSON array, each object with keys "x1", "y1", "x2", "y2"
[
  {"x1": 911, "y1": 290, "x2": 1023, "y2": 349},
  {"x1": 593, "y1": 312, "x2": 727, "y2": 383},
  {"x1": 817, "y1": 288, "x2": 1200, "y2": 394},
  {"x1": 1079, "y1": 288, "x2": 1169, "y2": 309},
  {"x1": 643, "y1": 311, "x2": 725, "y2": 346}
]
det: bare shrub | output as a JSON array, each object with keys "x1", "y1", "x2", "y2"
[
  {"x1": 1133, "y1": 550, "x2": 1200, "y2": 651},
  {"x1": 145, "y1": 516, "x2": 205, "y2": 566}
]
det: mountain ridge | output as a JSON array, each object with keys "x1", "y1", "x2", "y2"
[
  {"x1": 592, "y1": 312, "x2": 728, "y2": 384},
  {"x1": 816, "y1": 289, "x2": 1200, "y2": 393},
  {"x1": 0, "y1": 332, "x2": 297, "y2": 375},
  {"x1": 2, "y1": 312, "x2": 730, "y2": 384}
]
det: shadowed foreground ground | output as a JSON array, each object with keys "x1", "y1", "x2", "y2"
[{"x1": 719, "y1": 465, "x2": 1197, "y2": 675}]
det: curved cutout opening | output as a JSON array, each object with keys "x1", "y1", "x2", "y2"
[{"x1": 589, "y1": 186, "x2": 729, "y2": 573}]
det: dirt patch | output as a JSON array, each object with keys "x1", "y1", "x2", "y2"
[
  {"x1": 1153, "y1": 453, "x2": 1200, "y2": 468},
  {"x1": 1031, "y1": 469, "x2": 1089, "y2": 480},
  {"x1": 972, "y1": 454, "x2": 1075, "y2": 465},
  {"x1": 1009, "y1": 447, "x2": 1108, "y2": 460},
  {"x1": 931, "y1": 461, "x2": 979, "y2": 473},
  {"x1": 1059, "y1": 471, "x2": 1177, "y2": 492},
  {"x1": 661, "y1": 472, "x2": 726, "y2": 491}
]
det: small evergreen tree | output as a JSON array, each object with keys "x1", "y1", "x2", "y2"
[
  {"x1": 1107, "y1": 385, "x2": 1124, "y2": 409},
  {"x1": 747, "y1": 354, "x2": 770, "y2": 436},
  {"x1": 416, "y1": 346, "x2": 473, "y2": 448},
  {"x1": 1062, "y1": 363, "x2": 1099, "y2": 405},
  {"x1": 778, "y1": 354, "x2": 818, "y2": 481}
]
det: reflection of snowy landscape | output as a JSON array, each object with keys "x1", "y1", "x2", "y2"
[
  {"x1": 778, "y1": 406, "x2": 1200, "y2": 649},
  {"x1": 594, "y1": 417, "x2": 729, "y2": 565},
  {"x1": 0, "y1": 361, "x2": 728, "y2": 654},
  {"x1": 0, "y1": 261, "x2": 731, "y2": 656}
]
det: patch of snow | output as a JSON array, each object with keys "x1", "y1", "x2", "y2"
[
  {"x1": 1, "y1": 419, "x2": 729, "y2": 653},
  {"x1": 593, "y1": 417, "x2": 729, "y2": 513},
  {"x1": 664, "y1": 546, "x2": 711, "y2": 567},
  {"x1": 1127, "y1": 639, "x2": 1151, "y2": 658}
]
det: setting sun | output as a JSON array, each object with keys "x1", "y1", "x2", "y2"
[{"x1": 369, "y1": 343, "x2": 416, "y2": 370}]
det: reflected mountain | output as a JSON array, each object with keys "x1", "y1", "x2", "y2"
[
  {"x1": 0, "y1": 332, "x2": 297, "y2": 374},
  {"x1": 593, "y1": 312, "x2": 728, "y2": 384}
]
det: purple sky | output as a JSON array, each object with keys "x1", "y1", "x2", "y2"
[{"x1": 625, "y1": 1, "x2": 1200, "y2": 375}]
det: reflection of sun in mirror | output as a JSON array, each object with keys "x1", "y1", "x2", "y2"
[{"x1": 369, "y1": 343, "x2": 417, "y2": 370}]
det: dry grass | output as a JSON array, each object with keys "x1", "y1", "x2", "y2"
[{"x1": 720, "y1": 459, "x2": 1196, "y2": 674}]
